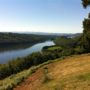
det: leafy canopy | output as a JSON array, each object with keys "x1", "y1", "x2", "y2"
[{"x1": 82, "y1": 0, "x2": 90, "y2": 8}]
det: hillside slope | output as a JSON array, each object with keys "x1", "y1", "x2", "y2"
[
  {"x1": 0, "y1": 32, "x2": 56, "y2": 45},
  {"x1": 14, "y1": 54, "x2": 90, "y2": 90}
]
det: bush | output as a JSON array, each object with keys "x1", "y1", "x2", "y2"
[
  {"x1": 0, "y1": 46, "x2": 77, "y2": 80},
  {"x1": 0, "y1": 50, "x2": 62, "y2": 80},
  {"x1": 74, "y1": 46, "x2": 85, "y2": 54},
  {"x1": 61, "y1": 48, "x2": 75, "y2": 56},
  {"x1": 54, "y1": 36, "x2": 77, "y2": 48}
]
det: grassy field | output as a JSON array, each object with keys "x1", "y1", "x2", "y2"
[
  {"x1": 1, "y1": 54, "x2": 90, "y2": 90},
  {"x1": 13, "y1": 53, "x2": 90, "y2": 90},
  {"x1": 47, "y1": 46, "x2": 62, "y2": 51},
  {"x1": 0, "y1": 59, "x2": 60, "y2": 90}
]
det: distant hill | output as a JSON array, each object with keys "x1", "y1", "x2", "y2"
[
  {"x1": 0, "y1": 32, "x2": 81, "y2": 45},
  {"x1": 19, "y1": 32, "x2": 82, "y2": 37},
  {"x1": 0, "y1": 32, "x2": 57, "y2": 45}
]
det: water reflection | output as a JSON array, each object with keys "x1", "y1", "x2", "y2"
[
  {"x1": 0, "y1": 41, "x2": 55, "y2": 64},
  {"x1": 0, "y1": 43, "x2": 34, "y2": 52}
]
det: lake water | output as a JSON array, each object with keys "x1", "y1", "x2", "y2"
[{"x1": 0, "y1": 41, "x2": 55, "y2": 64}]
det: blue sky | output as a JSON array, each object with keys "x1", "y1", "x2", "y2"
[{"x1": 0, "y1": 0, "x2": 89, "y2": 33}]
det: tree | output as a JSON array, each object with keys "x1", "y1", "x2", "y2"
[
  {"x1": 82, "y1": 0, "x2": 90, "y2": 8},
  {"x1": 80, "y1": 0, "x2": 90, "y2": 52}
]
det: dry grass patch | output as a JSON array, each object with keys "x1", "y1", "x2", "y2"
[{"x1": 5, "y1": 53, "x2": 90, "y2": 90}]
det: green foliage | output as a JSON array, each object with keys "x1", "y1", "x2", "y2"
[
  {"x1": 76, "y1": 72, "x2": 90, "y2": 81},
  {"x1": 47, "y1": 46, "x2": 62, "y2": 51},
  {"x1": 54, "y1": 36, "x2": 77, "y2": 48},
  {"x1": 0, "y1": 35, "x2": 83, "y2": 80},
  {"x1": 61, "y1": 49, "x2": 75, "y2": 56},
  {"x1": 0, "y1": 50, "x2": 58, "y2": 80},
  {"x1": 82, "y1": 0, "x2": 90, "y2": 8},
  {"x1": 0, "y1": 65, "x2": 38, "y2": 90},
  {"x1": 0, "y1": 32, "x2": 56, "y2": 45},
  {"x1": 0, "y1": 43, "x2": 76, "y2": 80},
  {"x1": 78, "y1": 1, "x2": 90, "y2": 53},
  {"x1": 0, "y1": 59, "x2": 61, "y2": 90},
  {"x1": 43, "y1": 45, "x2": 62, "y2": 52},
  {"x1": 79, "y1": 12, "x2": 90, "y2": 53},
  {"x1": 74, "y1": 46, "x2": 85, "y2": 54}
]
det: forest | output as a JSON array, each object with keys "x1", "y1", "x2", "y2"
[{"x1": 0, "y1": 32, "x2": 57, "y2": 45}]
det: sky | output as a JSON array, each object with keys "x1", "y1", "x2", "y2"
[{"x1": 0, "y1": 0, "x2": 90, "y2": 33}]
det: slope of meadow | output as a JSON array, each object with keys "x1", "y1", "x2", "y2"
[{"x1": 13, "y1": 54, "x2": 90, "y2": 90}]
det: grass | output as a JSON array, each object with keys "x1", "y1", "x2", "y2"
[
  {"x1": 0, "y1": 57, "x2": 63, "y2": 90},
  {"x1": 47, "y1": 46, "x2": 62, "y2": 51},
  {"x1": 1, "y1": 54, "x2": 90, "y2": 90},
  {"x1": 23, "y1": 53, "x2": 90, "y2": 90},
  {"x1": 57, "y1": 72, "x2": 90, "y2": 90},
  {"x1": 0, "y1": 68, "x2": 32, "y2": 90},
  {"x1": 42, "y1": 67, "x2": 51, "y2": 83}
]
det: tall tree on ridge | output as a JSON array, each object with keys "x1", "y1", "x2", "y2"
[
  {"x1": 82, "y1": 0, "x2": 90, "y2": 8},
  {"x1": 80, "y1": 0, "x2": 90, "y2": 52}
]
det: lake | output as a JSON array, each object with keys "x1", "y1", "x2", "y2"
[{"x1": 0, "y1": 41, "x2": 55, "y2": 64}]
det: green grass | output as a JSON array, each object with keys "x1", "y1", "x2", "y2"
[
  {"x1": 0, "y1": 65, "x2": 39, "y2": 90},
  {"x1": 76, "y1": 72, "x2": 90, "y2": 81},
  {"x1": 47, "y1": 46, "x2": 62, "y2": 51},
  {"x1": 0, "y1": 68, "x2": 32, "y2": 90}
]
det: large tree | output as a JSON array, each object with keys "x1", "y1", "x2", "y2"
[
  {"x1": 82, "y1": 0, "x2": 90, "y2": 8},
  {"x1": 80, "y1": 0, "x2": 90, "y2": 52}
]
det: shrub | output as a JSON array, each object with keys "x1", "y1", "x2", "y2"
[{"x1": 61, "y1": 48, "x2": 75, "y2": 56}]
